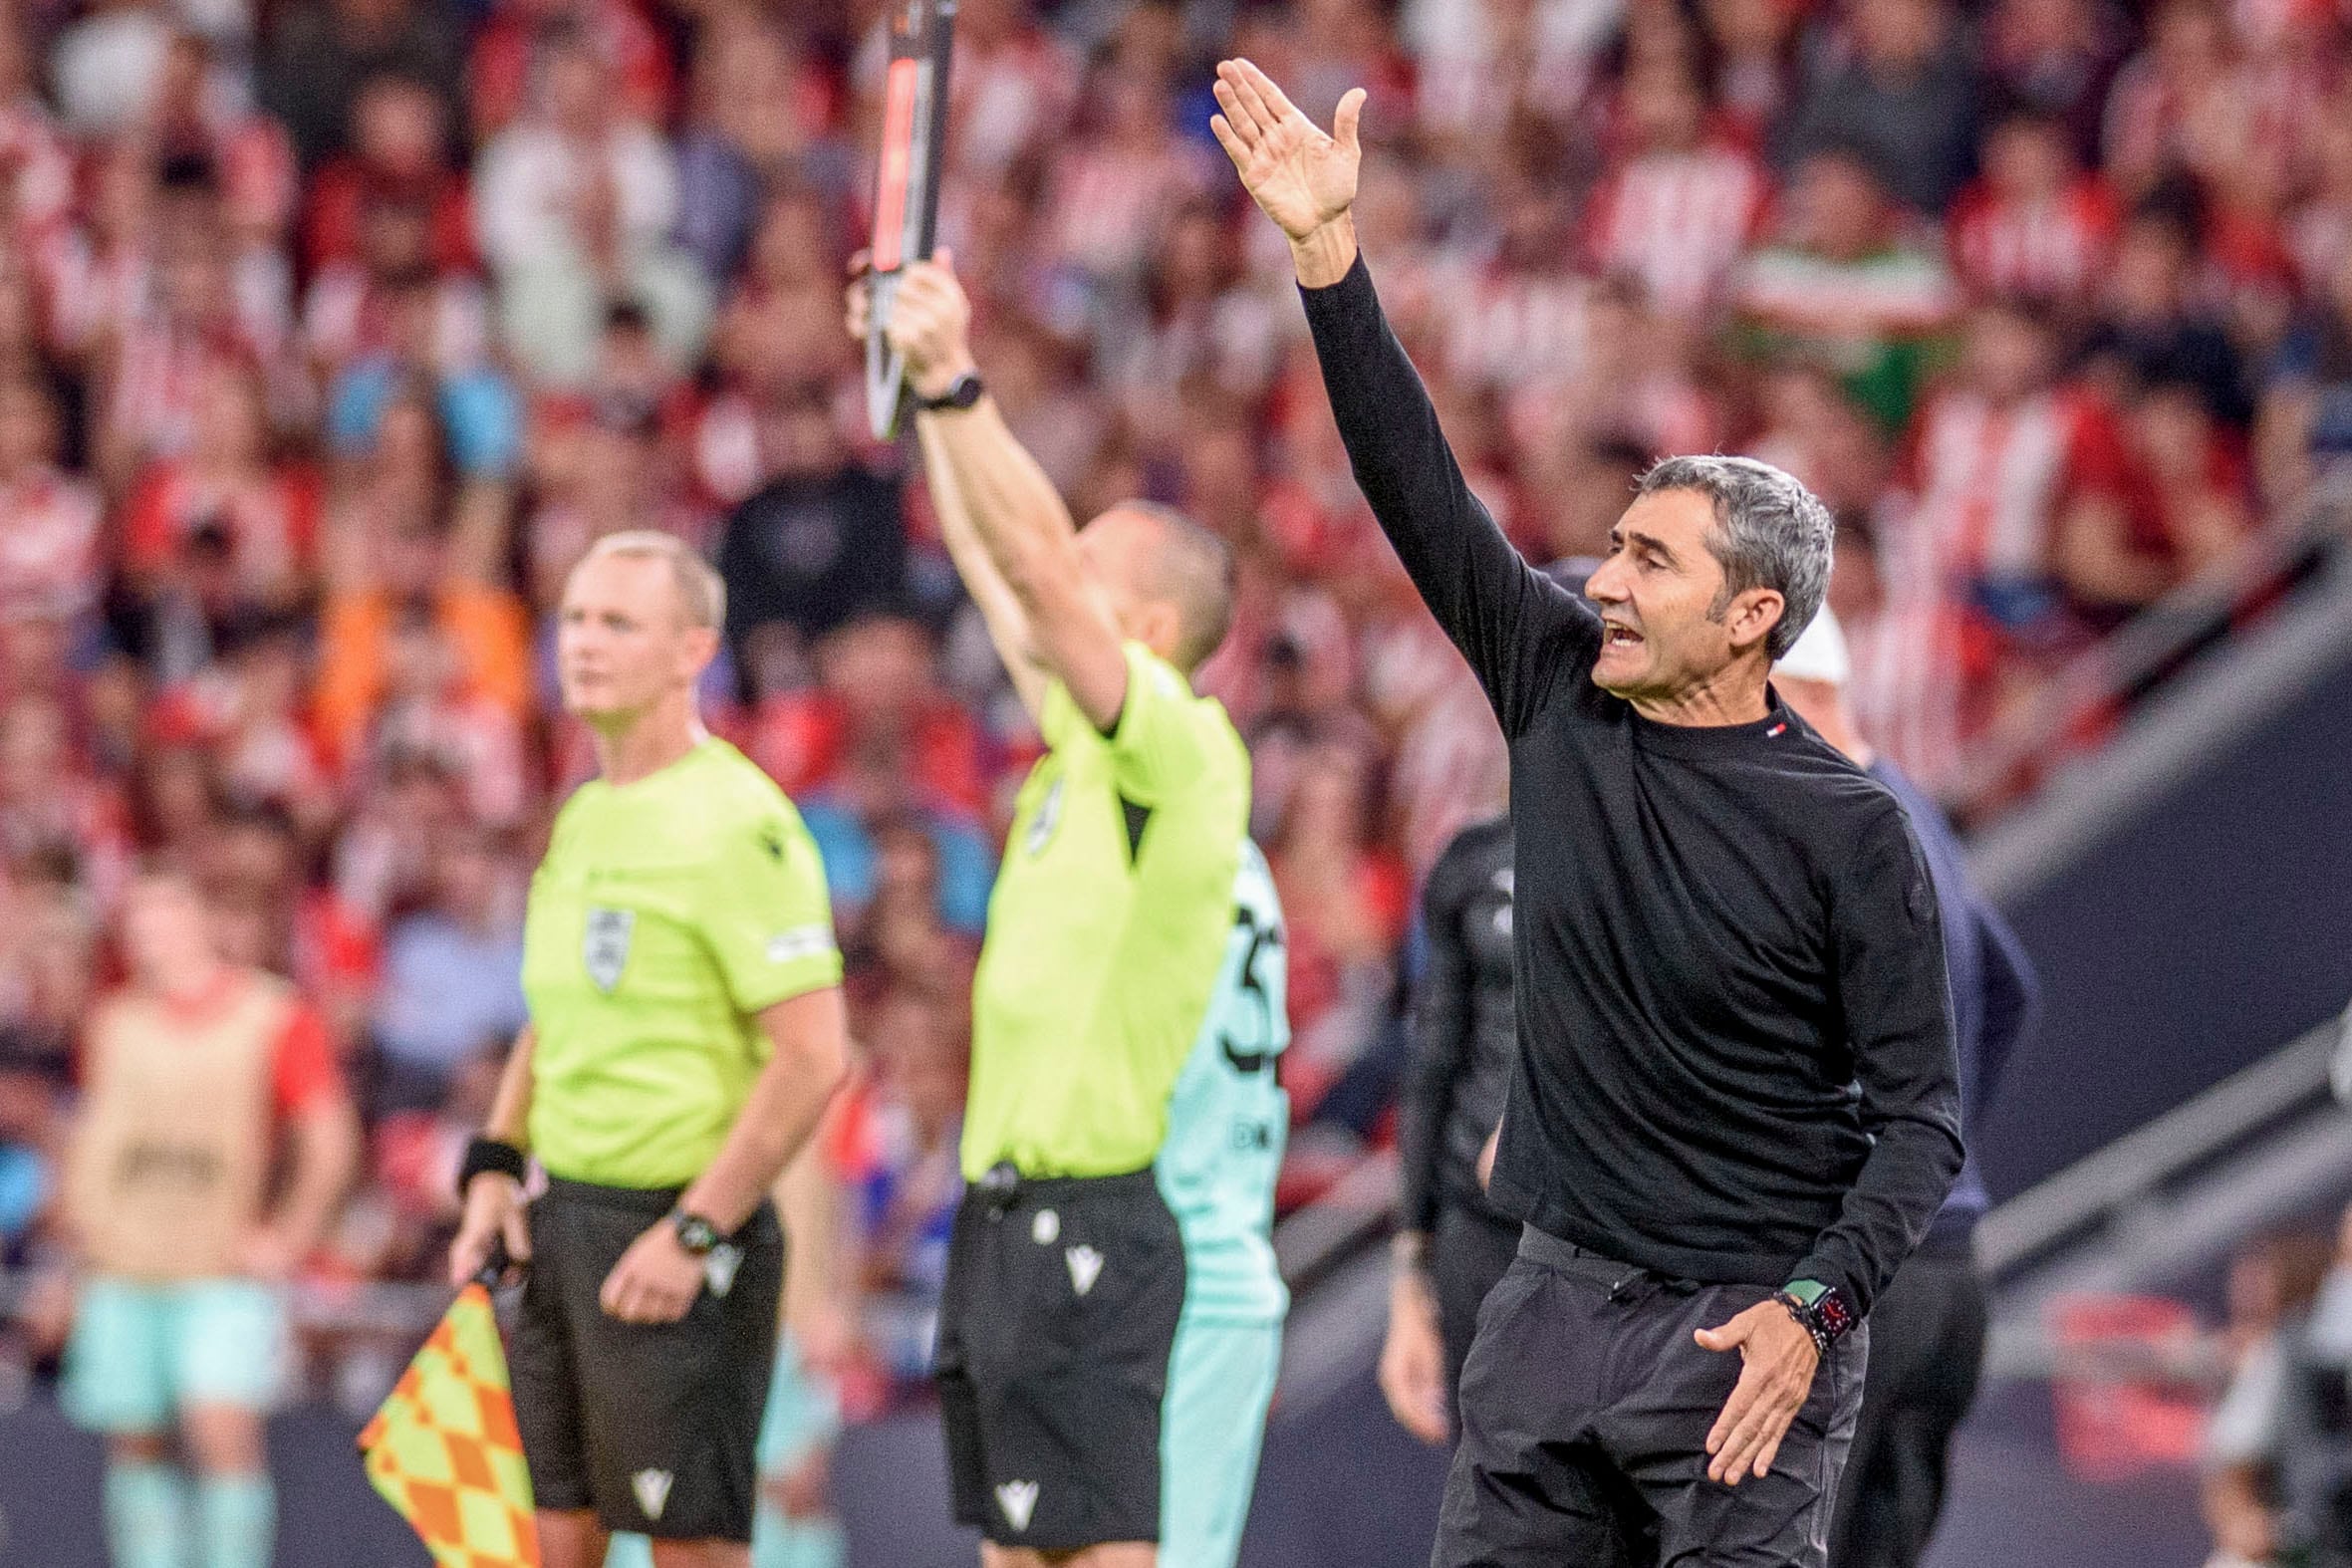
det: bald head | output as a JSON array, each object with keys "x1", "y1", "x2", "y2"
[{"x1": 1081, "y1": 501, "x2": 1235, "y2": 673}]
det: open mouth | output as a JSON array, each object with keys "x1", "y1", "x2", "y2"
[{"x1": 1603, "y1": 624, "x2": 1644, "y2": 650}]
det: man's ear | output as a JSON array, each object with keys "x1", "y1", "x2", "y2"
[
  {"x1": 680, "y1": 624, "x2": 721, "y2": 682},
  {"x1": 1140, "y1": 599, "x2": 1185, "y2": 662},
  {"x1": 1725, "y1": 588, "x2": 1785, "y2": 657}
]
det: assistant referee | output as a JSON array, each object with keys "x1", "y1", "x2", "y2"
[
  {"x1": 854, "y1": 260, "x2": 1254, "y2": 1564},
  {"x1": 1216, "y1": 61, "x2": 1962, "y2": 1565},
  {"x1": 448, "y1": 533, "x2": 849, "y2": 1568}
]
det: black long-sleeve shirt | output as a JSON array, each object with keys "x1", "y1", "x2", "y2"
[
  {"x1": 1870, "y1": 758, "x2": 2041, "y2": 1251},
  {"x1": 1301, "y1": 257, "x2": 1962, "y2": 1316},
  {"x1": 1400, "y1": 816, "x2": 1518, "y2": 1233}
]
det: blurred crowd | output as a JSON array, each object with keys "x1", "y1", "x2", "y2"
[{"x1": 0, "y1": 0, "x2": 2348, "y2": 1414}]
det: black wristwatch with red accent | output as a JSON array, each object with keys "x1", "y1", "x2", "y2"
[
  {"x1": 669, "y1": 1209, "x2": 723, "y2": 1256},
  {"x1": 1773, "y1": 1279, "x2": 1855, "y2": 1360}
]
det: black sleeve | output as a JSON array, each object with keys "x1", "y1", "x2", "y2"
[
  {"x1": 1399, "y1": 844, "x2": 1474, "y2": 1234},
  {"x1": 1793, "y1": 807, "x2": 1965, "y2": 1318},
  {"x1": 1969, "y1": 898, "x2": 2040, "y2": 1122},
  {"x1": 1297, "y1": 257, "x2": 1597, "y2": 737}
]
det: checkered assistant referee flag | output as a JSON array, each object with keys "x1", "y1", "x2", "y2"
[{"x1": 359, "y1": 1282, "x2": 542, "y2": 1567}]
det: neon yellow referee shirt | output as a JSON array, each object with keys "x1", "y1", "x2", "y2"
[
  {"x1": 522, "y1": 738, "x2": 842, "y2": 1188},
  {"x1": 963, "y1": 642, "x2": 1250, "y2": 1181}
]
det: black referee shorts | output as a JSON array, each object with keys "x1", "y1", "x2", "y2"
[
  {"x1": 508, "y1": 1177, "x2": 783, "y2": 1542},
  {"x1": 1437, "y1": 1225, "x2": 1867, "y2": 1568},
  {"x1": 935, "y1": 1165, "x2": 1186, "y2": 1551}
]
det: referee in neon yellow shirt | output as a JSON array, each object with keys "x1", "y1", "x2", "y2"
[
  {"x1": 853, "y1": 258, "x2": 1256, "y2": 1566},
  {"x1": 448, "y1": 532, "x2": 849, "y2": 1568}
]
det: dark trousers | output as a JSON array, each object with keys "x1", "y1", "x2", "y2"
[
  {"x1": 1437, "y1": 1225, "x2": 1867, "y2": 1568},
  {"x1": 1432, "y1": 1200, "x2": 1522, "y2": 1426},
  {"x1": 1827, "y1": 1250, "x2": 1987, "y2": 1568}
]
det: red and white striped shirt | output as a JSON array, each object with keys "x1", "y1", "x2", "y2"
[
  {"x1": 1900, "y1": 387, "x2": 2097, "y2": 590},
  {"x1": 1438, "y1": 262, "x2": 1594, "y2": 392},
  {"x1": 1584, "y1": 144, "x2": 1767, "y2": 314},
  {"x1": 1949, "y1": 178, "x2": 2121, "y2": 303},
  {"x1": 0, "y1": 468, "x2": 103, "y2": 618}
]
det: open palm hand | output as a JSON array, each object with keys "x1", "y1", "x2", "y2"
[{"x1": 1209, "y1": 59, "x2": 1365, "y2": 242}]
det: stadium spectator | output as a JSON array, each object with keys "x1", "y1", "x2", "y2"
[
  {"x1": 299, "y1": 71, "x2": 471, "y2": 275},
  {"x1": 1981, "y1": 0, "x2": 2130, "y2": 160},
  {"x1": 672, "y1": 18, "x2": 852, "y2": 286},
  {"x1": 2057, "y1": 373, "x2": 2253, "y2": 628},
  {"x1": 1584, "y1": 58, "x2": 1768, "y2": 316},
  {"x1": 1734, "y1": 146, "x2": 1960, "y2": 432},
  {"x1": 714, "y1": 384, "x2": 908, "y2": 688},
  {"x1": 0, "y1": 372, "x2": 103, "y2": 620},
  {"x1": 314, "y1": 502, "x2": 530, "y2": 768},
  {"x1": 258, "y1": 0, "x2": 463, "y2": 170},
  {"x1": 2079, "y1": 205, "x2": 2251, "y2": 430},
  {"x1": 367, "y1": 826, "x2": 526, "y2": 1114},
  {"x1": 474, "y1": 23, "x2": 705, "y2": 387},
  {"x1": 1949, "y1": 109, "x2": 2120, "y2": 307},
  {"x1": 1782, "y1": 0, "x2": 1982, "y2": 213}
]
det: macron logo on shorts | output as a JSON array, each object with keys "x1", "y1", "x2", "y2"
[
  {"x1": 633, "y1": 1468, "x2": 673, "y2": 1521},
  {"x1": 996, "y1": 1479, "x2": 1039, "y2": 1531},
  {"x1": 1066, "y1": 1245, "x2": 1103, "y2": 1296}
]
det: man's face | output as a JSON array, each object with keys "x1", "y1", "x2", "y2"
[
  {"x1": 555, "y1": 552, "x2": 713, "y2": 724},
  {"x1": 1583, "y1": 489, "x2": 1758, "y2": 701}
]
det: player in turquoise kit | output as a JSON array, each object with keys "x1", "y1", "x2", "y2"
[{"x1": 1157, "y1": 839, "x2": 1291, "y2": 1567}]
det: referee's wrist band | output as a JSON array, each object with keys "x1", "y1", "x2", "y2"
[{"x1": 458, "y1": 1137, "x2": 528, "y2": 1202}]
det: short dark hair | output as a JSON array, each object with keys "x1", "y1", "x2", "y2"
[{"x1": 1635, "y1": 455, "x2": 1835, "y2": 659}]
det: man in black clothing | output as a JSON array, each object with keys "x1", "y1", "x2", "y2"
[
  {"x1": 712, "y1": 382, "x2": 908, "y2": 695},
  {"x1": 1384, "y1": 813, "x2": 1520, "y2": 1444},
  {"x1": 1772, "y1": 611, "x2": 2041, "y2": 1568},
  {"x1": 1211, "y1": 60, "x2": 1963, "y2": 1565}
]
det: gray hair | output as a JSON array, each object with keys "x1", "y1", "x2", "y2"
[
  {"x1": 579, "y1": 530, "x2": 727, "y2": 631},
  {"x1": 1634, "y1": 455, "x2": 1833, "y2": 660}
]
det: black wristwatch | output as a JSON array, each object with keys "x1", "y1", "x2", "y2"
[
  {"x1": 1773, "y1": 1279, "x2": 1857, "y2": 1360},
  {"x1": 669, "y1": 1209, "x2": 724, "y2": 1255},
  {"x1": 915, "y1": 371, "x2": 985, "y2": 412}
]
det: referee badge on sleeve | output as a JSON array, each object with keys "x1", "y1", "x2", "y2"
[{"x1": 584, "y1": 907, "x2": 635, "y2": 992}]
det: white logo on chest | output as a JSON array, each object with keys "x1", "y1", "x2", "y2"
[
  {"x1": 995, "y1": 1479, "x2": 1040, "y2": 1531},
  {"x1": 1031, "y1": 1208, "x2": 1059, "y2": 1244},
  {"x1": 1025, "y1": 778, "x2": 1066, "y2": 858},
  {"x1": 583, "y1": 907, "x2": 634, "y2": 993},
  {"x1": 632, "y1": 1468, "x2": 673, "y2": 1520},
  {"x1": 1065, "y1": 1244, "x2": 1104, "y2": 1296}
]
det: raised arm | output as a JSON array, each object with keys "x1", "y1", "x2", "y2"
[
  {"x1": 859, "y1": 261, "x2": 1130, "y2": 731},
  {"x1": 846, "y1": 260, "x2": 1049, "y2": 719},
  {"x1": 1211, "y1": 58, "x2": 1590, "y2": 735}
]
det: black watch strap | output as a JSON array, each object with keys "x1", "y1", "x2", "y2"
[
  {"x1": 670, "y1": 1209, "x2": 723, "y2": 1255},
  {"x1": 1773, "y1": 1280, "x2": 1857, "y2": 1359},
  {"x1": 457, "y1": 1137, "x2": 527, "y2": 1203},
  {"x1": 915, "y1": 371, "x2": 984, "y2": 412}
]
